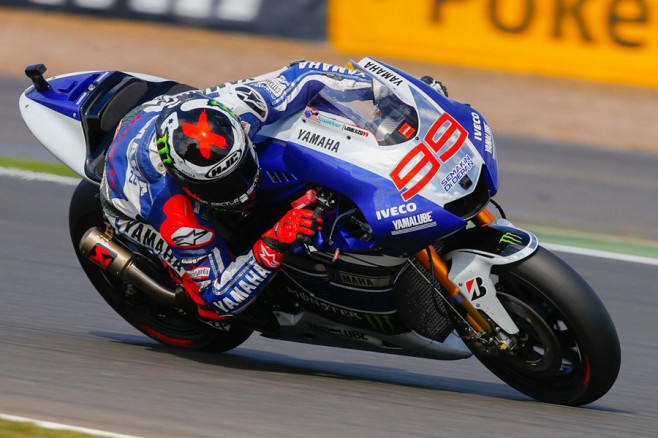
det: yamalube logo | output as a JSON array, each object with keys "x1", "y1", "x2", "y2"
[{"x1": 390, "y1": 212, "x2": 436, "y2": 235}]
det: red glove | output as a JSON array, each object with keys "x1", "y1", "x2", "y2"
[{"x1": 253, "y1": 207, "x2": 323, "y2": 269}]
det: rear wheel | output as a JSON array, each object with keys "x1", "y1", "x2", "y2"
[
  {"x1": 69, "y1": 180, "x2": 252, "y2": 351},
  {"x1": 471, "y1": 247, "x2": 620, "y2": 405}
]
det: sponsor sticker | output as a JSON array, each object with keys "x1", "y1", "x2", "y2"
[
  {"x1": 303, "y1": 107, "x2": 319, "y2": 118},
  {"x1": 187, "y1": 266, "x2": 211, "y2": 280},
  {"x1": 296, "y1": 128, "x2": 341, "y2": 153},
  {"x1": 376, "y1": 202, "x2": 417, "y2": 220},
  {"x1": 304, "y1": 107, "x2": 343, "y2": 129},
  {"x1": 181, "y1": 255, "x2": 209, "y2": 265},
  {"x1": 170, "y1": 227, "x2": 214, "y2": 247},
  {"x1": 398, "y1": 122, "x2": 415, "y2": 139},
  {"x1": 471, "y1": 112, "x2": 483, "y2": 142},
  {"x1": 297, "y1": 61, "x2": 363, "y2": 76},
  {"x1": 484, "y1": 123, "x2": 494, "y2": 155},
  {"x1": 343, "y1": 124, "x2": 370, "y2": 137},
  {"x1": 235, "y1": 85, "x2": 267, "y2": 120},
  {"x1": 284, "y1": 285, "x2": 361, "y2": 319},
  {"x1": 390, "y1": 211, "x2": 436, "y2": 235},
  {"x1": 205, "y1": 149, "x2": 243, "y2": 179},
  {"x1": 115, "y1": 219, "x2": 184, "y2": 274},
  {"x1": 304, "y1": 107, "x2": 370, "y2": 138},
  {"x1": 306, "y1": 323, "x2": 370, "y2": 341},
  {"x1": 328, "y1": 271, "x2": 392, "y2": 289},
  {"x1": 210, "y1": 261, "x2": 272, "y2": 313},
  {"x1": 258, "y1": 75, "x2": 289, "y2": 98},
  {"x1": 499, "y1": 232, "x2": 524, "y2": 245},
  {"x1": 362, "y1": 60, "x2": 404, "y2": 86},
  {"x1": 440, "y1": 154, "x2": 474, "y2": 192},
  {"x1": 465, "y1": 277, "x2": 487, "y2": 301},
  {"x1": 89, "y1": 244, "x2": 116, "y2": 269}
]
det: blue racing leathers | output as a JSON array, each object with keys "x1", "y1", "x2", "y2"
[{"x1": 100, "y1": 61, "x2": 373, "y2": 318}]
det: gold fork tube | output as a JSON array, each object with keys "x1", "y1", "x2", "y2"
[
  {"x1": 472, "y1": 208, "x2": 496, "y2": 226},
  {"x1": 415, "y1": 245, "x2": 492, "y2": 333}
]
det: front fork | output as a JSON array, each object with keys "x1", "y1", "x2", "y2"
[
  {"x1": 415, "y1": 209, "x2": 495, "y2": 333},
  {"x1": 415, "y1": 244, "x2": 493, "y2": 334},
  {"x1": 471, "y1": 208, "x2": 496, "y2": 227},
  {"x1": 414, "y1": 208, "x2": 523, "y2": 350}
]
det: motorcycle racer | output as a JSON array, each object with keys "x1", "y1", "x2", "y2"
[
  {"x1": 20, "y1": 55, "x2": 620, "y2": 406},
  {"x1": 100, "y1": 61, "x2": 377, "y2": 320}
]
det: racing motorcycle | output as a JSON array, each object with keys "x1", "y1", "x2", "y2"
[{"x1": 19, "y1": 58, "x2": 620, "y2": 406}]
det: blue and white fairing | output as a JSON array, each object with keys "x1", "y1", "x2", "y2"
[
  {"x1": 19, "y1": 70, "x2": 113, "y2": 177},
  {"x1": 258, "y1": 57, "x2": 499, "y2": 255},
  {"x1": 19, "y1": 69, "x2": 183, "y2": 181}
]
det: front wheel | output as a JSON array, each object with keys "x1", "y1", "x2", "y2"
[{"x1": 472, "y1": 246, "x2": 620, "y2": 406}]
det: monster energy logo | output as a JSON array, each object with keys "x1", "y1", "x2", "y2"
[
  {"x1": 156, "y1": 132, "x2": 172, "y2": 164},
  {"x1": 363, "y1": 314, "x2": 396, "y2": 333},
  {"x1": 210, "y1": 99, "x2": 238, "y2": 120},
  {"x1": 499, "y1": 232, "x2": 524, "y2": 245}
]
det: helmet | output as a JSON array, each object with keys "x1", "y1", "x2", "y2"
[{"x1": 155, "y1": 92, "x2": 260, "y2": 209}]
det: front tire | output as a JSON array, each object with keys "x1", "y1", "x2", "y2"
[
  {"x1": 68, "y1": 180, "x2": 253, "y2": 351},
  {"x1": 473, "y1": 246, "x2": 620, "y2": 406}
]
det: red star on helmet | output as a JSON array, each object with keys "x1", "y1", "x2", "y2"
[{"x1": 182, "y1": 110, "x2": 228, "y2": 159}]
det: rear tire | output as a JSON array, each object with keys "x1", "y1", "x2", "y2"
[
  {"x1": 472, "y1": 246, "x2": 620, "y2": 406},
  {"x1": 68, "y1": 180, "x2": 252, "y2": 351}
]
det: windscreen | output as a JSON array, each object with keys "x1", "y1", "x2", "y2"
[{"x1": 306, "y1": 81, "x2": 419, "y2": 146}]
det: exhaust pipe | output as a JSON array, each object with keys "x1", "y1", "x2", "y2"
[{"x1": 78, "y1": 227, "x2": 178, "y2": 307}]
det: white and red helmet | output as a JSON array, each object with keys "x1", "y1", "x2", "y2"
[{"x1": 156, "y1": 92, "x2": 260, "y2": 209}]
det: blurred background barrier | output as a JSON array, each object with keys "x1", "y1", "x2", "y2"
[
  {"x1": 328, "y1": 0, "x2": 658, "y2": 89},
  {"x1": 6, "y1": 0, "x2": 658, "y2": 88},
  {"x1": 0, "y1": 0, "x2": 327, "y2": 40},
  {"x1": 5, "y1": 0, "x2": 656, "y2": 88}
]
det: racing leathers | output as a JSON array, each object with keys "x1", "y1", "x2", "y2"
[{"x1": 100, "y1": 61, "x2": 372, "y2": 319}]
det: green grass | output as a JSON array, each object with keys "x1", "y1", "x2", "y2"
[
  {"x1": 0, "y1": 156, "x2": 79, "y2": 178},
  {"x1": 0, "y1": 419, "x2": 102, "y2": 437},
  {"x1": 523, "y1": 224, "x2": 658, "y2": 260},
  {"x1": 1, "y1": 155, "x2": 657, "y2": 260}
]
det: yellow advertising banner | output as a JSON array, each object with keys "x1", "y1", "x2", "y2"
[{"x1": 329, "y1": 0, "x2": 657, "y2": 88}]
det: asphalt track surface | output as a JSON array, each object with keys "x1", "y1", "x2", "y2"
[{"x1": 2, "y1": 75, "x2": 658, "y2": 437}]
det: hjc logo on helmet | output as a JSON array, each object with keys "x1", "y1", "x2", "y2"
[{"x1": 205, "y1": 150, "x2": 243, "y2": 179}]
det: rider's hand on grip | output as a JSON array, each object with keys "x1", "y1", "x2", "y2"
[
  {"x1": 264, "y1": 208, "x2": 323, "y2": 250},
  {"x1": 253, "y1": 193, "x2": 323, "y2": 269}
]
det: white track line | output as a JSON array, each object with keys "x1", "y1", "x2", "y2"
[
  {"x1": 0, "y1": 414, "x2": 140, "y2": 438},
  {"x1": 2, "y1": 166, "x2": 656, "y2": 266},
  {"x1": 0, "y1": 166, "x2": 80, "y2": 185},
  {"x1": 543, "y1": 243, "x2": 658, "y2": 266}
]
